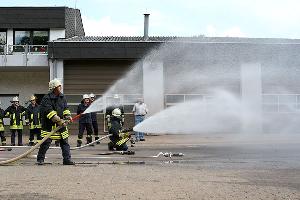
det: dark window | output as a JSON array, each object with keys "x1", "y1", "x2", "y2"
[{"x1": 33, "y1": 31, "x2": 49, "y2": 45}]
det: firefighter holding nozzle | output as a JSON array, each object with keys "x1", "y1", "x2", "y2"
[{"x1": 107, "y1": 108, "x2": 132, "y2": 151}]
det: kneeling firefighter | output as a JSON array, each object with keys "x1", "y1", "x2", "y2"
[{"x1": 108, "y1": 108, "x2": 131, "y2": 151}]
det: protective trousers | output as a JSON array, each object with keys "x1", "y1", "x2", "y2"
[
  {"x1": 92, "y1": 120, "x2": 98, "y2": 137},
  {"x1": 0, "y1": 131, "x2": 6, "y2": 145},
  {"x1": 10, "y1": 129, "x2": 22, "y2": 146},
  {"x1": 29, "y1": 128, "x2": 42, "y2": 144},
  {"x1": 78, "y1": 123, "x2": 93, "y2": 144},
  {"x1": 37, "y1": 138, "x2": 71, "y2": 162}
]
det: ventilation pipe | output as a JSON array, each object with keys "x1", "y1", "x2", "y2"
[{"x1": 144, "y1": 13, "x2": 150, "y2": 41}]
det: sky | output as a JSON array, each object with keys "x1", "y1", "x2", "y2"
[{"x1": 2, "y1": 0, "x2": 300, "y2": 38}]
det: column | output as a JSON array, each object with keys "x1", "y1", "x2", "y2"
[
  {"x1": 143, "y1": 60, "x2": 164, "y2": 116},
  {"x1": 49, "y1": 59, "x2": 64, "y2": 92},
  {"x1": 240, "y1": 62, "x2": 262, "y2": 134}
]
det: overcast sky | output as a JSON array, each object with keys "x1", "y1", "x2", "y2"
[{"x1": 2, "y1": 0, "x2": 300, "y2": 38}]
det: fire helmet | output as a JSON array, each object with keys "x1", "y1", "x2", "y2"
[
  {"x1": 49, "y1": 78, "x2": 62, "y2": 91},
  {"x1": 89, "y1": 93, "x2": 95, "y2": 98},
  {"x1": 112, "y1": 108, "x2": 121, "y2": 117},
  {"x1": 82, "y1": 94, "x2": 89, "y2": 100},
  {"x1": 11, "y1": 96, "x2": 19, "y2": 102},
  {"x1": 30, "y1": 95, "x2": 37, "y2": 101}
]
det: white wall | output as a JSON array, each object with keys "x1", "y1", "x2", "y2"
[
  {"x1": 0, "y1": 71, "x2": 49, "y2": 106},
  {"x1": 49, "y1": 29, "x2": 66, "y2": 41}
]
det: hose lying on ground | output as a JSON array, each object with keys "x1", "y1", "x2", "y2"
[
  {"x1": 0, "y1": 134, "x2": 112, "y2": 150},
  {"x1": 0, "y1": 125, "x2": 62, "y2": 165},
  {"x1": 70, "y1": 134, "x2": 112, "y2": 150}
]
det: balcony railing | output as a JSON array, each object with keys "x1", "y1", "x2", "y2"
[{"x1": 0, "y1": 44, "x2": 48, "y2": 55}]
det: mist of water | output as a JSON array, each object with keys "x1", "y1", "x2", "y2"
[{"x1": 83, "y1": 39, "x2": 300, "y2": 136}]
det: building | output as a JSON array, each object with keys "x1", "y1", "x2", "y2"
[{"x1": 1, "y1": 7, "x2": 300, "y2": 133}]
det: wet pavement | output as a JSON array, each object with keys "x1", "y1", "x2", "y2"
[{"x1": 0, "y1": 134, "x2": 300, "y2": 199}]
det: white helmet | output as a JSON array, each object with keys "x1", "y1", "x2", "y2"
[
  {"x1": 112, "y1": 108, "x2": 121, "y2": 117},
  {"x1": 49, "y1": 78, "x2": 62, "y2": 91},
  {"x1": 89, "y1": 93, "x2": 95, "y2": 98},
  {"x1": 113, "y1": 94, "x2": 119, "y2": 99},
  {"x1": 82, "y1": 94, "x2": 89, "y2": 100},
  {"x1": 11, "y1": 96, "x2": 19, "y2": 102}
]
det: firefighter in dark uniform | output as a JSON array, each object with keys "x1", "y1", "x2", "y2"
[
  {"x1": 76, "y1": 94, "x2": 93, "y2": 147},
  {"x1": 0, "y1": 102, "x2": 6, "y2": 146},
  {"x1": 107, "y1": 108, "x2": 129, "y2": 151},
  {"x1": 89, "y1": 93, "x2": 99, "y2": 143},
  {"x1": 26, "y1": 95, "x2": 42, "y2": 146},
  {"x1": 5, "y1": 96, "x2": 26, "y2": 146},
  {"x1": 105, "y1": 94, "x2": 125, "y2": 131},
  {"x1": 36, "y1": 78, "x2": 74, "y2": 165}
]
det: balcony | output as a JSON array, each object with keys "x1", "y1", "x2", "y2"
[
  {"x1": 0, "y1": 44, "x2": 48, "y2": 55},
  {"x1": 0, "y1": 45, "x2": 48, "y2": 67}
]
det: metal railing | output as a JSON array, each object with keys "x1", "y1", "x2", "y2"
[
  {"x1": 165, "y1": 93, "x2": 300, "y2": 113},
  {"x1": 0, "y1": 44, "x2": 48, "y2": 55}
]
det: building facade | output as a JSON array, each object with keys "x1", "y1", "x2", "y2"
[{"x1": 1, "y1": 7, "x2": 300, "y2": 133}]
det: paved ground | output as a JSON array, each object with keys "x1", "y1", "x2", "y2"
[{"x1": 0, "y1": 134, "x2": 300, "y2": 200}]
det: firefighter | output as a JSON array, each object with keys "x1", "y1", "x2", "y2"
[
  {"x1": 5, "y1": 96, "x2": 26, "y2": 146},
  {"x1": 26, "y1": 95, "x2": 42, "y2": 146},
  {"x1": 105, "y1": 94, "x2": 125, "y2": 131},
  {"x1": 77, "y1": 94, "x2": 93, "y2": 147},
  {"x1": 89, "y1": 93, "x2": 100, "y2": 143},
  {"x1": 0, "y1": 101, "x2": 6, "y2": 146},
  {"x1": 36, "y1": 78, "x2": 74, "y2": 165},
  {"x1": 107, "y1": 108, "x2": 129, "y2": 151}
]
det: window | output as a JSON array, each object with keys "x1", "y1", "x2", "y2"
[
  {"x1": 0, "y1": 31, "x2": 6, "y2": 44},
  {"x1": 14, "y1": 30, "x2": 49, "y2": 53},
  {"x1": 33, "y1": 31, "x2": 48, "y2": 45},
  {"x1": 0, "y1": 31, "x2": 6, "y2": 54},
  {"x1": 15, "y1": 31, "x2": 31, "y2": 45}
]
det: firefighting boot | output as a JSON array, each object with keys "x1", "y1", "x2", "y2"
[
  {"x1": 77, "y1": 139, "x2": 82, "y2": 147},
  {"x1": 28, "y1": 141, "x2": 34, "y2": 146},
  {"x1": 95, "y1": 136, "x2": 100, "y2": 144},
  {"x1": 86, "y1": 135, "x2": 94, "y2": 146},
  {"x1": 63, "y1": 160, "x2": 75, "y2": 165},
  {"x1": 2, "y1": 138, "x2": 6, "y2": 146}
]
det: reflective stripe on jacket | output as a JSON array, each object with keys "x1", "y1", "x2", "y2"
[
  {"x1": 27, "y1": 104, "x2": 42, "y2": 129},
  {"x1": 40, "y1": 92, "x2": 71, "y2": 140},
  {"x1": 5, "y1": 105, "x2": 26, "y2": 129}
]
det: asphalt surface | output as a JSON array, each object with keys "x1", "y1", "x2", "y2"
[{"x1": 0, "y1": 134, "x2": 299, "y2": 199}]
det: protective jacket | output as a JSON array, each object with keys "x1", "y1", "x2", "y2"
[
  {"x1": 0, "y1": 108, "x2": 4, "y2": 131},
  {"x1": 77, "y1": 103, "x2": 92, "y2": 124},
  {"x1": 105, "y1": 104, "x2": 125, "y2": 126},
  {"x1": 5, "y1": 105, "x2": 26, "y2": 129},
  {"x1": 26, "y1": 104, "x2": 42, "y2": 129},
  {"x1": 40, "y1": 92, "x2": 71, "y2": 140}
]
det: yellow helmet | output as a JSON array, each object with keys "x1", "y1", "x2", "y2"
[{"x1": 30, "y1": 95, "x2": 37, "y2": 101}]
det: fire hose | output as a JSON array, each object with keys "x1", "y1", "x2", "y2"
[{"x1": 0, "y1": 114, "x2": 82, "y2": 165}]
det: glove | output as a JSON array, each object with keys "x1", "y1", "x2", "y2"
[
  {"x1": 57, "y1": 119, "x2": 67, "y2": 127},
  {"x1": 64, "y1": 115, "x2": 73, "y2": 123},
  {"x1": 52, "y1": 115, "x2": 67, "y2": 127}
]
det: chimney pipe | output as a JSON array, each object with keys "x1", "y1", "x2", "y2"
[{"x1": 144, "y1": 13, "x2": 150, "y2": 41}]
